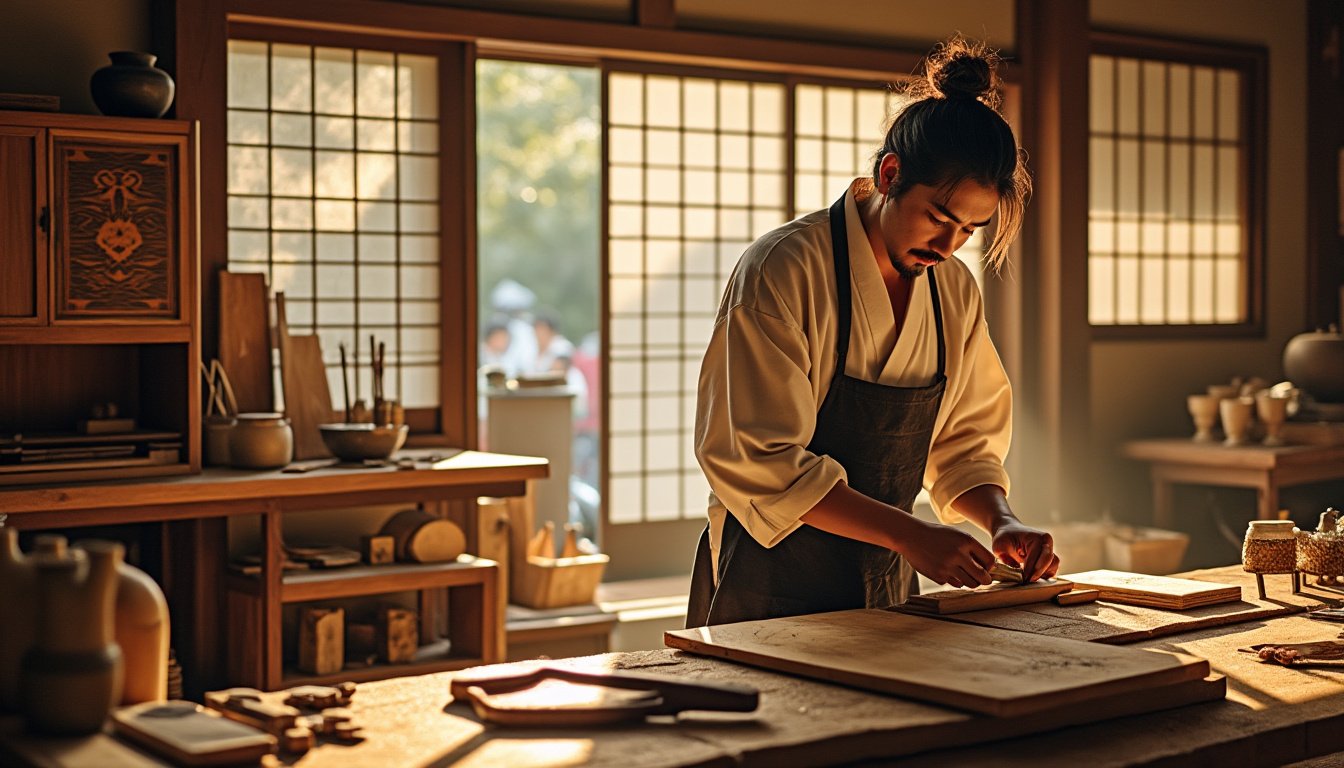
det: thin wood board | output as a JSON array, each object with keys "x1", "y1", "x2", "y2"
[
  {"x1": 665, "y1": 608, "x2": 1210, "y2": 717},
  {"x1": 1061, "y1": 570, "x2": 1242, "y2": 609},
  {"x1": 276, "y1": 293, "x2": 333, "y2": 460},
  {"x1": 901, "y1": 578, "x2": 1073, "y2": 614},
  {"x1": 217, "y1": 271, "x2": 273, "y2": 413},
  {"x1": 914, "y1": 566, "x2": 1335, "y2": 645}
]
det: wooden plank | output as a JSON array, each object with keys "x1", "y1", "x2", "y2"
[
  {"x1": 275, "y1": 293, "x2": 333, "y2": 460},
  {"x1": 900, "y1": 578, "x2": 1073, "y2": 615},
  {"x1": 217, "y1": 271, "x2": 272, "y2": 413},
  {"x1": 666, "y1": 609, "x2": 1210, "y2": 718},
  {"x1": 920, "y1": 567, "x2": 1330, "y2": 645},
  {"x1": 1061, "y1": 570, "x2": 1242, "y2": 610}
]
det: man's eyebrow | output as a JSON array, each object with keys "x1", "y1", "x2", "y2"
[{"x1": 932, "y1": 202, "x2": 992, "y2": 228}]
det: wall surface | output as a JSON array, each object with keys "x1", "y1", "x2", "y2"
[
  {"x1": 677, "y1": 0, "x2": 1014, "y2": 51},
  {"x1": 0, "y1": 0, "x2": 151, "y2": 115},
  {"x1": 1089, "y1": 0, "x2": 1312, "y2": 565}
]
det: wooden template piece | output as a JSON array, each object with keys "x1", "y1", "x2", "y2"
[
  {"x1": 901, "y1": 578, "x2": 1074, "y2": 615},
  {"x1": 666, "y1": 609, "x2": 1210, "y2": 718},
  {"x1": 218, "y1": 271, "x2": 273, "y2": 413},
  {"x1": 1060, "y1": 570, "x2": 1243, "y2": 610},
  {"x1": 276, "y1": 293, "x2": 334, "y2": 460},
  {"x1": 111, "y1": 701, "x2": 276, "y2": 767}
]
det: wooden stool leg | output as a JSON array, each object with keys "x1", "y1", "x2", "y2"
[
  {"x1": 1255, "y1": 573, "x2": 1266, "y2": 600},
  {"x1": 1292, "y1": 571, "x2": 1300, "y2": 594}
]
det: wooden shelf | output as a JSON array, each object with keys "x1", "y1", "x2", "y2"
[
  {"x1": 280, "y1": 640, "x2": 485, "y2": 687},
  {"x1": 0, "y1": 325, "x2": 191, "y2": 345},
  {"x1": 225, "y1": 557, "x2": 500, "y2": 602}
]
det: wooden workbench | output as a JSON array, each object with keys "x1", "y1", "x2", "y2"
[{"x1": 4, "y1": 566, "x2": 1344, "y2": 766}]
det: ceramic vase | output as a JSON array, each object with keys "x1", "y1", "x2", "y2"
[
  {"x1": 21, "y1": 540, "x2": 124, "y2": 735},
  {"x1": 1283, "y1": 330, "x2": 1344, "y2": 404},
  {"x1": 115, "y1": 560, "x2": 170, "y2": 704},
  {"x1": 90, "y1": 51, "x2": 175, "y2": 118}
]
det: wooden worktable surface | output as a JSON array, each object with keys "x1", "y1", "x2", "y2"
[{"x1": 5, "y1": 567, "x2": 1344, "y2": 767}]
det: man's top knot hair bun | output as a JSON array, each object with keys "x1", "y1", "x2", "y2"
[{"x1": 918, "y1": 35, "x2": 1003, "y2": 110}]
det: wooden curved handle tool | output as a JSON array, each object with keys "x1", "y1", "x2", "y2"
[{"x1": 450, "y1": 666, "x2": 759, "y2": 723}]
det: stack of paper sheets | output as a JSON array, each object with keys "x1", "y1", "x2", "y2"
[{"x1": 1061, "y1": 570, "x2": 1242, "y2": 610}]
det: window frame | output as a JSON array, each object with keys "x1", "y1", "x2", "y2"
[
  {"x1": 1088, "y1": 30, "x2": 1267, "y2": 340},
  {"x1": 219, "y1": 22, "x2": 475, "y2": 444}
]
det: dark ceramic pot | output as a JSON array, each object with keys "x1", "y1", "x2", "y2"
[
  {"x1": 1283, "y1": 330, "x2": 1344, "y2": 403},
  {"x1": 90, "y1": 52, "x2": 175, "y2": 118}
]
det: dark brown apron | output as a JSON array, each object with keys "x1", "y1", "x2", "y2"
[{"x1": 686, "y1": 193, "x2": 948, "y2": 626}]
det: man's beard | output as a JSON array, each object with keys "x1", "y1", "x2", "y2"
[{"x1": 888, "y1": 250, "x2": 943, "y2": 279}]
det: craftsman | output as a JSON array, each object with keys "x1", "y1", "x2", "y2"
[{"x1": 688, "y1": 37, "x2": 1059, "y2": 626}]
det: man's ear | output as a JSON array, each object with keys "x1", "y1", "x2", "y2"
[{"x1": 879, "y1": 153, "x2": 901, "y2": 193}]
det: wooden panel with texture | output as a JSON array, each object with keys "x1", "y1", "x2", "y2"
[
  {"x1": 275, "y1": 293, "x2": 333, "y2": 460},
  {"x1": 666, "y1": 608, "x2": 1210, "y2": 717},
  {"x1": 0, "y1": 127, "x2": 41, "y2": 323},
  {"x1": 900, "y1": 578, "x2": 1074, "y2": 615},
  {"x1": 217, "y1": 271, "x2": 272, "y2": 413}
]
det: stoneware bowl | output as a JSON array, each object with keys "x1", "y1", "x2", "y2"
[{"x1": 318, "y1": 423, "x2": 409, "y2": 461}]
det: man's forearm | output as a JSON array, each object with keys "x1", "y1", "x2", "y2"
[
  {"x1": 801, "y1": 482, "x2": 924, "y2": 553},
  {"x1": 949, "y1": 484, "x2": 1017, "y2": 535}
]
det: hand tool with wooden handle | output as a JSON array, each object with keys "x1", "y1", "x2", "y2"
[{"x1": 450, "y1": 666, "x2": 759, "y2": 726}]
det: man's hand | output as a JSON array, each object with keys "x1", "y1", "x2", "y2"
[
  {"x1": 991, "y1": 521, "x2": 1059, "y2": 582},
  {"x1": 900, "y1": 519, "x2": 996, "y2": 589}
]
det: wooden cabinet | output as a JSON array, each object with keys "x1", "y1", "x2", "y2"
[{"x1": 0, "y1": 111, "x2": 198, "y2": 485}]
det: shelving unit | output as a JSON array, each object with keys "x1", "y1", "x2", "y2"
[
  {"x1": 226, "y1": 555, "x2": 501, "y2": 689},
  {"x1": 0, "y1": 110, "x2": 199, "y2": 486}
]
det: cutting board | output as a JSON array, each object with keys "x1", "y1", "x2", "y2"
[
  {"x1": 275, "y1": 293, "x2": 334, "y2": 460},
  {"x1": 665, "y1": 609, "x2": 1210, "y2": 717},
  {"x1": 217, "y1": 271, "x2": 273, "y2": 413},
  {"x1": 900, "y1": 578, "x2": 1074, "y2": 615},
  {"x1": 1061, "y1": 570, "x2": 1242, "y2": 610},
  {"x1": 111, "y1": 700, "x2": 276, "y2": 766}
]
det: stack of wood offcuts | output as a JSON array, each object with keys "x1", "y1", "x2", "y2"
[{"x1": 297, "y1": 508, "x2": 467, "y2": 676}]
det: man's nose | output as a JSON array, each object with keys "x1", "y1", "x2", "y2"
[{"x1": 930, "y1": 229, "x2": 957, "y2": 257}]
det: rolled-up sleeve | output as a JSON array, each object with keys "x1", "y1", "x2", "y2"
[{"x1": 695, "y1": 304, "x2": 846, "y2": 548}]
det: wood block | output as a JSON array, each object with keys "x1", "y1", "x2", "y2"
[
  {"x1": 203, "y1": 693, "x2": 299, "y2": 737},
  {"x1": 1061, "y1": 570, "x2": 1242, "y2": 610},
  {"x1": 1055, "y1": 588, "x2": 1101, "y2": 606},
  {"x1": 283, "y1": 685, "x2": 341, "y2": 710},
  {"x1": 377, "y1": 606, "x2": 418, "y2": 664},
  {"x1": 111, "y1": 701, "x2": 276, "y2": 767},
  {"x1": 379, "y1": 509, "x2": 465, "y2": 562},
  {"x1": 900, "y1": 579, "x2": 1074, "y2": 615},
  {"x1": 281, "y1": 726, "x2": 315, "y2": 753},
  {"x1": 360, "y1": 534, "x2": 396, "y2": 565},
  {"x1": 298, "y1": 607, "x2": 344, "y2": 676}
]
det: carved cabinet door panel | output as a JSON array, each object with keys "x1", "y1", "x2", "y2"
[{"x1": 52, "y1": 133, "x2": 186, "y2": 321}]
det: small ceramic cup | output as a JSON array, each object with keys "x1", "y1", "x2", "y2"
[
  {"x1": 1187, "y1": 394, "x2": 1220, "y2": 442},
  {"x1": 1220, "y1": 396, "x2": 1254, "y2": 447}
]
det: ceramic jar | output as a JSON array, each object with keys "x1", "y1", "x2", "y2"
[
  {"x1": 204, "y1": 414, "x2": 236, "y2": 466},
  {"x1": 115, "y1": 560, "x2": 169, "y2": 704},
  {"x1": 89, "y1": 52, "x2": 175, "y2": 118},
  {"x1": 1283, "y1": 330, "x2": 1344, "y2": 403},
  {"x1": 1242, "y1": 520, "x2": 1297, "y2": 574},
  {"x1": 21, "y1": 539, "x2": 125, "y2": 735},
  {"x1": 229, "y1": 412, "x2": 293, "y2": 469}
]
